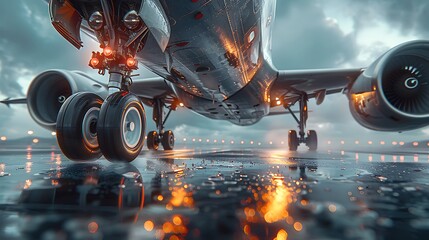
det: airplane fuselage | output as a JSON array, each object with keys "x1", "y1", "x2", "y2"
[{"x1": 136, "y1": 0, "x2": 278, "y2": 125}]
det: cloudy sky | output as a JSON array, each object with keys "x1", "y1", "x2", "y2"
[{"x1": 1, "y1": 0, "x2": 429, "y2": 147}]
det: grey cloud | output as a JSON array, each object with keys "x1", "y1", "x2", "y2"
[
  {"x1": 0, "y1": 0, "x2": 91, "y2": 97},
  {"x1": 272, "y1": 0, "x2": 358, "y2": 70}
]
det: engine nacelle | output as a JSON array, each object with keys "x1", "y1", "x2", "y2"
[
  {"x1": 348, "y1": 41, "x2": 429, "y2": 131},
  {"x1": 27, "y1": 70, "x2": 107, "y2": 131}
]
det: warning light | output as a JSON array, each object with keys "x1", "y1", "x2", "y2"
[
  {"x1": 126, "y1": 57, "x2": 137, "y2": 68},
  {"x1": 103, "y1": 47, "x2": 113, "y2": 57}
]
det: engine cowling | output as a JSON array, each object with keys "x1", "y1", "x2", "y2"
[
  {"x1": 27, "y1": 70, "x2": 107, "y2": 131},
  {"x1": 348, "y1": 41, "x2": 429, "y2": 131}
]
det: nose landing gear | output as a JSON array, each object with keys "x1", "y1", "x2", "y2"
[{"x1": 285, "y1": 94, "x2": 318, "y2": 151}]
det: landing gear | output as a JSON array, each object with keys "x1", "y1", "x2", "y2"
[
  {"x1": 147, "y1": 99, "x2": 175, "y2": 151},
  {"x1": 286, "y1": 94, "x2": 318, "y2": 151},
  {"x1": 97, "y1": 91, "x2": 146, "y2": 162},
  {"x1": 56, "y1": 92, "x2": 103, "y2": 161}
]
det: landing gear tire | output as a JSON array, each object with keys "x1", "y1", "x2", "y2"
[
  {"x1": 161, "y1": 130, "x2": 175, "y2": 150},
  {"x1": 97, "y1": 91, "x2": 146, "y2": 162},
  {"x1": 147, "y1": 131, "x2": 159, "y2": 150},
  {"x1": 306, "y1": 130, "x2": 318, "y2": 151},
  {"x1": 288, "y1": 130, "x2": 299, "y2": 152},
  {"x1": 56, "y1": 92, "x2": 103, "y2": 161}
]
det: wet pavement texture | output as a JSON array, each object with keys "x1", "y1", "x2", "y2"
[{"x1": 1, "y1": 149, "x2": 429, "y2": 240}]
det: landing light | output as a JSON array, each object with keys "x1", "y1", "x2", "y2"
[
  {"x1": 103, "y1": 47, "x2": 113, "y2": 57},
  {"x1": 89, "y1": 11, "x2": 104, "y2": 31},
  {"x1": 126, "y1": 57, "x2": 137, "y2": 68},
  {"x1": 123, "y1": 10, "x2": 141, "y2": 30},
  {"x1": 90, "y1": 57, "x2": 100, "y2": 68}
]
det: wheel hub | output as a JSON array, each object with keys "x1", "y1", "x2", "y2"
[
  {"x1": 82, "y1": 107, "x2": 100, "y2": 149},
  {"x1": 122, "y1": 107, "x2": 142, "y2": 149}
]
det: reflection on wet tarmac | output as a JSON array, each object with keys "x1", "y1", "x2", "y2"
[{"x1": 1, "y1": 149, "x2": 429, "y2": 239}]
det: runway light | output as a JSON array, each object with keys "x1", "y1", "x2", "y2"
[
  {"x1": 144, "y1": 220, "x2": 154, "y2": 232},
  {"x1": 88, "y1": 221, "x2": 99, "y2": 234},
  {"x1": 0, "y1": 136, "x2": 6, "y2": 141},
  {"x1": 27, "y1": 130, "x2": 34, "y2": 135},
  {"x1": 103, "y1": 47, "x2": 113, "y2": 57}
]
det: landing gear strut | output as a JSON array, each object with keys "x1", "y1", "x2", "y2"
[
  {"x1": 146, "y1": 99, "x2": 175, "y2": 151},
  {"x1": 286, "y1": 94, "x2": 318, "y2": 151}
]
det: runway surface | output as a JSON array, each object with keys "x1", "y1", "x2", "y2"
[{"x1": 1, "y1": 148, "x2": 429, "y2": 240}]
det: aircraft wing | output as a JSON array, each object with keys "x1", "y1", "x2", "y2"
[
  {"x1": 130, "y1": 77, "x2": 176, "y2": 106},
  {"x1": 270, "y1": 68, "x2": 364, "y2": 105}
]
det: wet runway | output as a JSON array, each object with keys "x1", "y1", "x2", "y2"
[{"x1": 1, "y1": 148, "x2": 429, "y2": 240}]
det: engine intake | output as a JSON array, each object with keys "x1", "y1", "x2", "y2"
[
  {"x1": 27, "y1": 70, "x2": 107, "y2": 131},
  {"x1": 348, "y1": 41, "x2": 429, "y2": 131}
]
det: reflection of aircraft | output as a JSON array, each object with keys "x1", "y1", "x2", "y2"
[
  {"x1": 16, "y1": 163, "x2": 144, "y2": 239},
  {"x1": 3, "y1": 0, "x2": 429, "y2": 162},
  {"x1": 19, "y1": 163, "x2": 144, "y2": 208}
]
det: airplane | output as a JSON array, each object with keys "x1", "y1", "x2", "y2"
[{"x1": 2, "y1": 0, "x2": 429, "y2": 162}]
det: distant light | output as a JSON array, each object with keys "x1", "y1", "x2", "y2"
[
  {"x1": 380, "y1": 141, "x2": 385, "y2": 145},
  {"x1": 88, "y1": 221, "x2": 99, "y2": 234},
  {"x1": 399, "y1": 141, "x2": 405, "y2": 146},
  {"x1": 90, "y1": 57, "x2": 100, "y2": 68},
  {"x1": 368, "y1": 141, "x2": 373, "y2": 145},
  {"x1": 276, "y1": 100, "x2": 282, "y2": 106},
  {"x1": 231, "y1": 140, "x2": 234, "y2": 144},
  {"x1": 179, "y1": 103, "x2": 185, "y2": 107},
  {"x1": 198, "y1": 138, "x2": 202, "y2": 142},
  {"x1": 241, "y1": 141, "x2": 244, "y2": 144},
  {"x1": 27, "y1": 130, "x2": 34, "y2": 135},
  {"x1": 144, "y1": 220, "x2": 154, "y2": 232},
  {"x1": 258, "y1": 142, "x2": 261, "y2": 146},
  {"x1": 192, "y1": 138, "x2": 196, "y2": 142},
  {"x1": 340, "y1": 140, "x2": 345, "y2": 145},
  {"x1": 413, "y1": 142, "x2": 419, "y2": 147},
  {"x1": 250, "y1": 141, "x2": 254, "y2": 145},
  {"x1": 269, "y1": 141, "x2": 273, "y2": 145},
  {"x1": 327, "y1": 141, "x2": 331, "y2": 145},
  {"x1": 0, "y1": 136, "x2": 6, "y2": 141},
  {"x1": 51, "y1": 132, "x2": 56, "y2": 136},
  {"x1": 214, "y1": 139, "x2": 218, "y2": 143},
  {"x1": 355, "y1": 140, "x2": 359, "y2": 145},
  {"x1": 32, "y1": 138, "x2": 39, "y2": 144},
  {"x1": 221, "y1": 139, "x2": 225, "y2": 143},
  {"x1": 183, "y1": 138, "x2": 187, "y2": 142},
  {"x1": 392, "y1": 141, "x2": 398, "y2": 145},
  {"x1": 206, "y1": 139, "x2": 210, "y2": 143}
]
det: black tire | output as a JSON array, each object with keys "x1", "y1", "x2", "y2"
[
  {"x1": 56, "y1": 92, "x2": 103, "y2": 161},
  {"x1": 288, "y1": 130, "x2": 299, "y2": 151},
  {"x1": 161, "y1": 130, "x2": 174, "y2": 150},
  {"x1": 147, "y1": 131, "x2": 159, "y2": 150},
  {"x1": 97, "y1": 91, "x2": 146, "y2": 162},
  {"x1": 306, "y1": 130, "x2": 318, "y2": 151}
]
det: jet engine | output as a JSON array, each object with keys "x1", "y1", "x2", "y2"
[
  {"x1": 348, "y1": 41, "x2": 429, "y2": 131},
  {"x1": 27, "y1": 70, "x2": 107, "y2": 131}
]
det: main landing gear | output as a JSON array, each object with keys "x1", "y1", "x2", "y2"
[
  {"x1": 56, "y1": 91, "x2": 146, "y2": 162},
  {"x1": 286, "y1": 94, "x2": 318, "y2": 151},
  {"x1": 146, "y1": 99, "x2": 175, "y2": 151}
]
